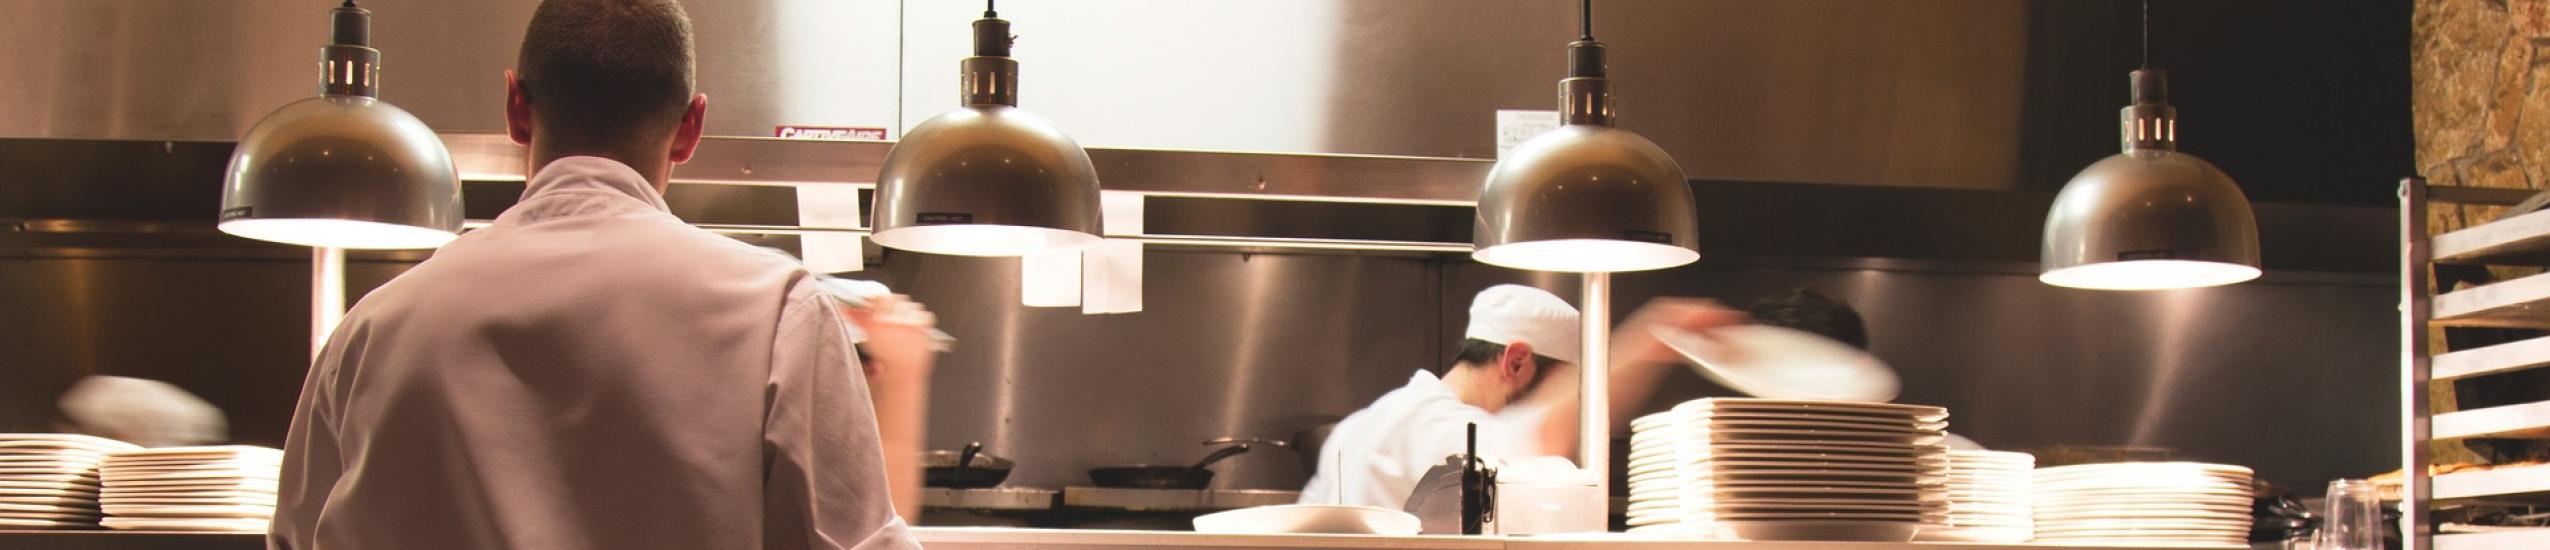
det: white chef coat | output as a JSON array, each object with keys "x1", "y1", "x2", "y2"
[
  {"x1": 269, "y1": 157, "x2": 918, "y2": 550},
  {"x1": 1298, "y1": 370, "x2": 1545, "y2": 508}
]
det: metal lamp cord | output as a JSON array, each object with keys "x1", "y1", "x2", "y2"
[{"x1": 1580, "y1": 0, "x2": 1593, "y2": 41}]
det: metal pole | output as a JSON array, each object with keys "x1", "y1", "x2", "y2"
[
  {"x1": 312, "y1": 246, "x2": 345, "y2": 359},
  {"x1": 2399, "y1": 177, "x2": 2432, "y2": 550},
  {"x1": 1579, "y1": 271, "x2": 1611, "y2": 515}
]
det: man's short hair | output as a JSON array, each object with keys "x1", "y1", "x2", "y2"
[
  {"x1": 1450, "y1": 338, "x2": 1563, "y2": 396},
  {"x1": 1748, "y1": 288, "x2": 1869, "y2": 349},
  {"x1": 517, "y1": 0, "x2": 696, "y2": 150}
]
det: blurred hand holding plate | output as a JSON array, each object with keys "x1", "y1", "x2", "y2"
[{"x1": 1652, "y1": 325, "x2": 1900, "y2": 402}]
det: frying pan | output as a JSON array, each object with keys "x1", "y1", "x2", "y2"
[
  {"x1": 925, "y1": 441, "x2": 1014, "y2": 489},
  {"x1": 1088, "y1": 443, "x2": 1255, "y2": 490}
]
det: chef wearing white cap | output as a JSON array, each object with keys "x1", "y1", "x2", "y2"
[{"x1": 1298, "y1": 284, "x2": 1585, "y2": 508}]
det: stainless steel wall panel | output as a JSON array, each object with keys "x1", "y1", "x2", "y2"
[
  {"x1": 860, "y1": 251, "x2": 1442, "y2": 491},
  {"x1": 1444, "y1": 260, "x2": 2397, "y2": 491},
  {"x1": 901, "y1": 0, "x2": 2028, "y2": 188},
  {"x1": 0, "y1": 0, "x2": 902, "y2": 141}
]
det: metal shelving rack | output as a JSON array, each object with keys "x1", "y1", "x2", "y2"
[{"x1": 2402, "y1": 178, "x2": 2550, "y2": 550}]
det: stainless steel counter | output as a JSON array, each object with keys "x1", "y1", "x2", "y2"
[
  {"x1": 925, "y1": 487, "x2": 1061, "y2": 511},
  {"x1": 0, "y1": 528, "x2": 2262, "y2": 550},
  {"x1": 1061, "y1": 488, "x2": 1303, "y2": 513}
]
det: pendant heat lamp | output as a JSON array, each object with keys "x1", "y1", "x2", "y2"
[
  {"x1": 871, "y1": 1, "x2": 1102, "y2": 257},
  {"x1": 220, "y1": 1, "x2": 461, "y2": 250},
  {"x1": 1473, "y1": 0, "x2": 1698, "y2": 273},
  {"x1": 2038, "y1": 3, "x2": 2258, "y2": 291}
]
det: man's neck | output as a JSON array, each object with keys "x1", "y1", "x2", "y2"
[
  {"x1": 1436, "y1": 363, "x2": 1500, "y2": 412},
  {"x1": 530, "y1": 144, "x2": 670, "y2": 193}
]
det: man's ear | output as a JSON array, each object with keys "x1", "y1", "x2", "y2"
[
  {"x1": 1500, "y1": 342, "x2": 1538, "y2": 385},
  {"x1": 669, "y1": 93, "x2": 708, "y2": 164},
  {"x1": 505, "y1": 70, "x2": 534, "y2": 146}
]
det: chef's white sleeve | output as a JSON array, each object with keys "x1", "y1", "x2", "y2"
[
  {"x1": 269, "y1": 330, "x2": 352, "y2": 550},
  {"x1": 761, "y1": 281, "x2": 921, "y2": 550}
]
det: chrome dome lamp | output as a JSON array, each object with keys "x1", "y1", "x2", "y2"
[
  {"x1": 1472, "y1": 1, "x2": 1698, "y2": 273},
  {"x1": 2038, "y1": 70, "x2": 2260, "y2": 291},
  {"x1": 870, "y1": 1, "x2": 1102, "y2": 257},
  {"x1": 1471, "y1": 0, "x2": 1700, "y2": 520},
  {"x1": 2039, "y1": 0, "x2": 2257, "y2": 291},
  {"x1": 220, "y1": 1, "x2": 461, "y2": 250}
]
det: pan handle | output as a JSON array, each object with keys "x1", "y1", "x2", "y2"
[
  {"x1": 956, "y1": 441, "x2": 985, "y2": 473},
  {"x1": 1189, "y1": 442, "x2": 1254, "y2": 471},
  {"x1": 1200, "y1": 437, "x2": 1290, "y2": 448}
]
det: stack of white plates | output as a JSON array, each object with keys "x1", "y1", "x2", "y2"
[
  {"x1": 1626, "y1": 398, "x2": 1950, "y2": 542},
  {"x1": 1624, "y1": 410, "x2": 1685, "y2": 534},
  {"x1": 97, "y1": 446, "x2": 283, "y2": 532},
  {"x1": 2031, "y1": 462, "x2": 2254, "y2": 547},
  {"x1": 0, "y1": 434, "x2": 138, "y2": 530},
  {"x1": 1918, "y1": 449, "x2": 2034, "y2": 543}
]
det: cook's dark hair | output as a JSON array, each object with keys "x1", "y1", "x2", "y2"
[
  {"x1": 1450, "y1": 338, "x2": 1562, "y2": 395},
  {"x1": 1749, "y1": 288, "x2": 1869, "y2": 349},
  {"x1": 516, "y1": 0, "x2": 696, "y2": 151}
]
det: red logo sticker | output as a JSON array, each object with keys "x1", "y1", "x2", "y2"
[{"x1": 775, "y1": 126, "x2": 889, "y2": 141}]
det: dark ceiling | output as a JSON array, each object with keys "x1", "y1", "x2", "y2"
[{"x1": 2020, "y1": 0, "x2": 2414, "y2": 207}]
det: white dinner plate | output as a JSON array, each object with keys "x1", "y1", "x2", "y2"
[
  {"x1": 1708, "y1": 469, "x2": 1924, "y2": 481},
  {"x1": 1686, "y1": 451, "x2": 1929, "y2": 465},
  {"x1": 0, "y1": 435, "x2": 140, "y2": 450},
  {"x1": 101, "y1": 504, "x2": 275, "y2": 519},
  {"x1": 1683, "y1": 519, "x2": 1920, "y2": 542},
  {"x1": 1696, "y1": 460, "x2": 1922, "y2": 472},
  {"x1": 102, "y1": 470, "x2": 279, "y2": 483},
  {"x1": 1682, "y1": 428, "x2": 1939, "y2": 444},
  {"x1": 1917, "y1": 526, "x2": 2035, "y2": 543},
  {"x1": 0, "y1": 473, "x2": 97, "y2": 484},
  {"x1": 0, "y1": 516, "x2": 94, "y2": 529},
  {"x1": 100, "y1": 479, "x2": 279, "y2": 492},
  {"x1": 1686, "y1": 419, "x2": 1941, "y2": 435},
  {"x1": 106, "y1": 446, "x2": 280, "y2": 459},
  {"x1": 2033, "y1": 494, "x2": 2254, "y2": 508},
  {"x1": 1690, "y1": 512, "x2": 1925, "y2": 522},
  {"x1": 102, "y1": 464, "x2": 279, "y2": 476},
  {"x1": 1682, "y1": 411, "x2": 1945, "y2": 428},
  {"x1": 0, "y1": 466, "x2": 99, "y2": 476},
  {"x1": 1685, "y1": 396, "x2": 1940, "y2": 420},
  {"x1": 0, "y1": 494, "x2": 95, "y2": 505},
  {"x1": 0, "y1": 455, "x2": 108, "y2": 464},
  {"x1": 1655, "y1": 326, "x2": 1904, "y2": 403},
  {"x1": 100, "y1": 516, "x2": 270, "y2": 532},
  {"x1": 1696, "y1": 443, "x2": 1926, "y2": 456},
  {"x1": 2034, "y1": 460, "x2": 2251, "y2": 473},
  {"x1": 0, "y1": 509, "x2": 100, "y2": 520}
]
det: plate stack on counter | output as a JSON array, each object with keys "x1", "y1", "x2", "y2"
[
  {"x1": 2031, "y1": 462, "x2": 2255, "y2": 548},
  {"x1": 1623, "y1": 398, "x2": 1949, "y2": 542},
  {"x1": 97, "y1": 446, "x2": 284, "y2": 532},
  {"x1": 0, "y1": 434, "x2": 140, "y2": 530},
  {"x1": 1918, "y1": 450, "x2": 2035, "y2": 543}
]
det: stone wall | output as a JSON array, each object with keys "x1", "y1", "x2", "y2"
[
  {"x1": 2416, "y1": 0, "x2": 2550, "y2": 464},
  {"x1": 2418, "y1": 0, "x2": 2550, "y2": 227}
]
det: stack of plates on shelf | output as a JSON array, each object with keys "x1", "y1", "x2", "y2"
[
  {"x1": 1625, "y1": 398, "x2": 1950, "y2": 542},
  {"x1": 2031, "y1": 462, "x2": 2255, "y2": 547},
  {"x1": 1917, "y1": 449, "x2": 2035, "y2": 543},
  {"x1": 0, "y1": 434, "x2": 139, "y2": 530},
  {"x1": 1624, "y1": 410, "x2": 1685, "y2": 534},
  {"x1": 97, "y1": 446, "x2": 284, "y2": 532}
]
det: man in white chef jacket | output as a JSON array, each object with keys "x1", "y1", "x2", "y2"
[
  {"x1": 268, "y1": 1, "x2": 926, "y2": 549},
  {"x1": 1300, "y1": 285, "x2": 1580, "y2": 508},
  {"x1": 1300, "y1": 285, "x2": 1741, "y2": 508}
]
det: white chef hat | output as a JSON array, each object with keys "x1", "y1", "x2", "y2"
[{"x1": 1464, "y1": 284, "x2": 1582, "y2": 364}]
